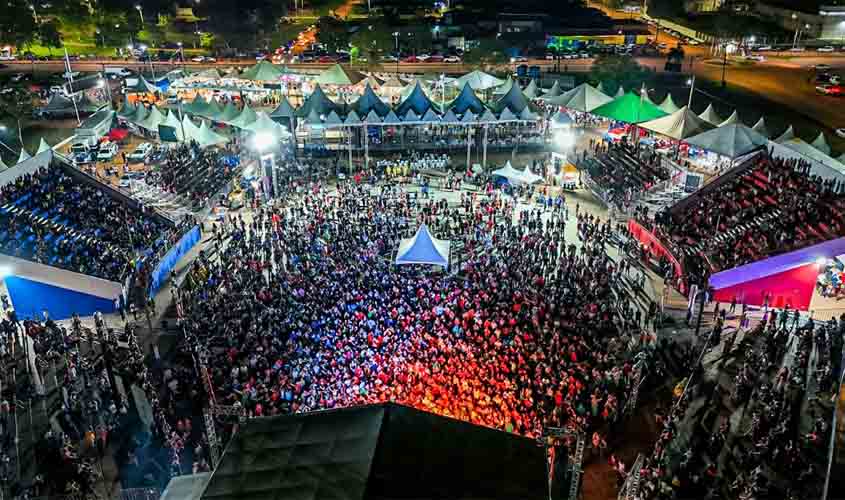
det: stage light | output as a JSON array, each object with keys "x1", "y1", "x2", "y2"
[
  {"x1": 252, "y1": 132, "x2": 275, "y2": 152},
  {"x1": 0, "y1": 266, "x2": 13, "y2": 278},
  {"x1": 816, "y1": 257, "x2": 828, "y2": 266},
  {"x1": 555, "y1": 130, "x2": 575, "y2": 149}
]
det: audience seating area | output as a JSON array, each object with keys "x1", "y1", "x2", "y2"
[
  {"x1": 0, "y1": 164, "x2": 172, "y2": 281},
  {"x1": 658, "y1": 154, "x2": 845, "y2": 272},
  {"x1": 145, "y1": 143, "x2": 237, "y2": 208},
  {"x1": 583, "y1": 142, "x2": 671, "y2": 207}
]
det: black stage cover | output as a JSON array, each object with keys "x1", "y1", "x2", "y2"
[{"x1": 201, "y1": 403, "x2": 547, "y2": 500}]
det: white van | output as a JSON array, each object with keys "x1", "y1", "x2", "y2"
[{"x1": 104, "y1": 67, "x2": 132, "y2": 79}]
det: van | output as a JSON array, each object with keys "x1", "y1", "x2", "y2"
[{"x1": 104, "y1": 67, "x2": 132, "y2": 79}]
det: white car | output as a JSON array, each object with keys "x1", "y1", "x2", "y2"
[
  {"x1": 126, "y1": 142, "x2": 153, "y2": 162},
  {"x1": 815, "y1": 63, "x2": 832, "y2": 71},
  {"x1": 687, "y1": 40, "x2": 700, "y2": 46},
  {"x1": 417, "y1": 53, "x2": 431, "y2": 61},
  {"x1": 745, "y1": 54, "x2": 765, "y2": 62},
  {"x1": 836, "y1": 128, "x2": 845, "y2": 138},
  {"x1": 97, "y1": 142, "x2": 118, "y2": 161},
  {"x1": 818, "y1": 46, "x2": 836, "y2": 53},
  {"x1": 789, "y1": 46, "x2": 806, "y2": 52},
  {"x1": 444, "y1": 55, "x2": 461, "y2": 63},
  {"x1": 756, "y1": 45, "x2": 773, "y2": 51},
  {"x1": 510, "y1": 55, "x2": 527, "y2": 63},
  {"x1": 0, "y1": 55, "x2": 16, "y2": 61}
]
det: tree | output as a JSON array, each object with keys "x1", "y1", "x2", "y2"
[
  {"x1": 39, "y1": 19, "x2": 63, "y2": 54},
  {"x1": 0, "y1": 0, "x2": 39, "y2": 48},
  {"x1": 350, "y1": 20, "x2": 394, "y2": 65},
  {"x1": 462, "y1": 38, "x2": 509, "y2": 69},
  {"x1": 316, "y1": 16, "x2": 350, "y2": 53},
  {"x1": 590, "y1": 54, "x2": 651, "y2": 92}
]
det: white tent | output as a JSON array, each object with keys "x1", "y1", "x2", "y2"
[
  {"x1": 614, "y1": 86, "x2": 624, "y2": 98},
  {"x1": 685, "y1": 123, "x2": 769, "y2": 160},
  {"x1": 523, "y1": 79, "x2": 540, "y2": 99},
  {"x1": 181, "y1": 115, "x2": 202, "y2": 141},
  {"x1": 460, "y1": 110, "x2": 477, "y2": 124},
  {"x1": 698, "y1": 104, "x2": 722, "y2": 126},
  {"x1": 345, "y1": 110, "x2": 362, "y2": 125},
  {"x1": 194, "y1": 121, "x2": 229, "y2": 148},
  {"x1": 719, "y1": 110, "x2": 740, "y2": 127},
  {"x1": 16, "y1": 148, "x2": 31, "y2": 164},
  {"x1": 395, "y1": 224, "x2": 450, "y2": 268},
  {"x1": 810, "y1": 132, "x2": 831, "y2": 155},
  {"x1": 522, "y1": 165, "x2": 542, "y2": 184},
  {"x1": 770, "y1": 137, "x2": 845, "y2": 183},
  {"x1": 454, "y1": 70, "x2": 505, "y2": 91},
  {"x1": 244, "y1": 112, "x2": 289, "y2": 138},
  {"x1": 441, "y1": 109, "x2": 460, "y2": 124},
  {"x1": 639, "y1": 106, "x2": 715, "y2": 141},
  {"x1": 139, "y1": 106, "x2": 165, "y2": 132},
  {"x1": 35, "y1": 138, "x2": 52, "y2": 155},
  {"x1": 776, "y1": 125, "x2": 795, "y2": 143},
  {"x1": 658, "y1": 94, "x2": 680, "y2": 114},
  {"x1": 543, "y1": 83, "x2": 611, "y2": 112},
  {"x1": 492, "y1": 161, "x2": 532, "y2": 183},
  {"x1": 751, "y1": 117, "x2": 769, "y2": 137},
  {"x1": 228, "y1": 104, "x2": 258, "y2": 128}
]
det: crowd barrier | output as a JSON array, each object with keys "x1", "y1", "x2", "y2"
[
  {"x1": 148, "y1": 225, "x2": 202, "y2": 295},
  {"x1": 627, "y1": 219, "x2": 683, "y2": 279}
]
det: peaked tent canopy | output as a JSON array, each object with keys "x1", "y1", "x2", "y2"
[
  {"x1": 364, "y1": 109, "x2": 382, "y2": 124},
  {"x1": 420, "y1": 108, "x2": 441, "y2": 123},
  {"x1": 323, "y1": 110, "x2": 344, "y2": 127},
  {"x1": 16, "y1": 148, "x2": 31, "y2": 164},
  {"x1": 492, "y1": 82, "x2": 533, "y2": 115},
  {"x1": 240, "y1": 61, "x2": 287, "y2": 81},
  {"x1": 162, "y1": 110, "x2": 183, "y2": 135},
  {"x1": 243, "y1": 112, "x2": 289, "y2": 138},
  {"x1": 315, "y1": 64, "x2": 365, "y2": 86},
  {"x1": 494, "y1": 77, "x2": 515, "y2": 96},
  {"x1": 545, "y1": 80, "x2": 564, "y2": 97},
  {"x1": 185, "y1": 94, "x2": 211, "y2": 116},
  {"x1": 117, "y1": 96, "x2": 136, "y2": 118},
  {"x1": 478, "y1": 108, "x2": 498, "y2": 123},
  {"x1": 811, "y1": 132, "x2": 831, "y2": 155},
  {"x1": 639, "y1": 106, "x2": 715, "y2": 141},
  {"x1": 181, "y1": 115, "x2": 202, "y2": 141},
  {"x1": 351, "y1": 84, "x2": 390, "y2": 118},
  {"x1": 776, "y1": 125, "x2": 795, "y2": 143},
  {"x1": 139, "y1": 106, "x2": 165, "y2": 131},
  {"x1": 127, "y1": 104, "x2": 149, "y2": 124},
  {"x1": 519, "y1": 107, "x2": 538, "y2": 121},
  {"x1": 523, "y1": 79, "x2": 540, "y2": 99},
  {"x1": 228, "y1": 103, "x2": 258, "y2": 128},
  {"x1": 401, "y1": 109, "x2": 419, "y2": 123},
  {"x1": 698, "y1": 104, "x2": 722, "y2": 126},
  {"x1": 640, "y1": 87, "x2": 656, "y2": 106},
  {"x1": 125, "y1": 76, "x2": 159, "y2": 94},
  {"x1": 460, "y1": 110, "x2": 477, "y2": 124},
  {"x1": 204, "y1": 100, "x2": 223, "y2": 120},
  {"x1": 218, "y1": 102, "x2": 241, "y2": 123},
  {"x1": 455, "y1": 70, "x2": 505, "y2": 91},
  {"x1": 590, "y1": 92, "x2": 668, "y2": 124},
  {"x1": 36, "y1": 138, "x2": 52, "y2": 155},
  {"x1": 295, "y1": 85, "x2": 340, "y2": 118},
  {"x1": 492, "y1": 161, "x2": 524, "y2": 181},
  {"x1": 344, "y1": 109, "x2": 362, "y2": 125},
  {"x1": 752, "y1": 117, "x2": 769, "y2": 137},
  {"x1": 382, "y1": 110, "x2": 402, "y2": 125},
  {"x1": 522, "y1": 165, "x2": 542, "y2": 184},
  {"x1": 269, "y1": 96, "x2": 296, "y2": 120},
  {"x1": 545, "y1": 82, "x2": 612, "y2": 112},
  {"x1": 685, "y1": 123, "x2": 769, "y2": 160},
  {"x1": 441, "y1": 109, "x2": 460, "y2": 124},
  {"x1": 551, "y1": 111, "x2": 573, "y2": 128},
  {"x1": 194, "y1": 121, "x2": 229, "y2": 148},
  {"x1": 658, "y1": 94, "x2": 680, "y2": 114},
  {"x1": 499, "y1": 108, "x2": 518, "y2": 122},
  {"x1": 614, "y1": 86, "x2": 625, "y2": 98},
  {"x1": 448, "y1": 83, "x2": 487, "y2": 116},
  {"x1": 0, "y1": 157, "x2": 7, "y2": 170},
  {"x1": 396, "y1": 225, "x2": 450, "y2": 267},
  {"x1": 719, "y1": 110, "x2": 740, "y2": 127},
  {"x1": 396, "y1": 81, "x2": 438, "y2": 117}
]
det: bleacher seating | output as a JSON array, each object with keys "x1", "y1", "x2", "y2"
[
  {"x1": 583, "y1": 142, "x2": 670, "y2": 207},
  {"x1": 0, "y1": 163, "x2": 172, "y2": 281},
  {"x1": 145, "y1": 143, "x2": 235, "y2": 208},
  {"x1": 657, "y1": 153, "x2": 845, "y2": 272}
]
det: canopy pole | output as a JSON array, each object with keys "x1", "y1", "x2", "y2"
[
  {"x1": 347, "y1": 126, "x2": 353, "y2": 175},
  {"x1": 364, "y1": 124, "x2": 369, "y2": 170},
  {"x1": 482, "y1": 124, "x2": 488, "y2": 168},
  {"x1": 466, "y1": 125, "x2": 472, "y2": 170}
]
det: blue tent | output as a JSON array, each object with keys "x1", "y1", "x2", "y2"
[
  {"x1": 395, "y1": 224, "x2": 450, "y2": 268},
  {"x1": 448, "y1": 83, "x2": 487, "y2": 116},
  {"x1": 351, "y1": 83, "x2": 390, "y2": 117},
  {"x1": 396, "y1": 81, "x2": 438, "y2": 117}
]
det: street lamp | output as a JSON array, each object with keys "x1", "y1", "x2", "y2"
[
  {"x1": 392, "y1": 32, "x2": 400, "y2": 75},
  {"x1": 135, "y1": 4, "x2": 144, "y2": 27}
]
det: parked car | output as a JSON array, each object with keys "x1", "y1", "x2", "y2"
[
  {"x1": 816, "y1": 84, "x2": 843, "y2": 96},
  {"x1": 126, "y1": 142, "x2": 154, "y2": 162},
  {"x1": 745, "y1": 54, "x2": 765, "y2": 62},
  {"x1": 71, "y1": 151, "x2": 95, "y2": 165},
  {"x1": 510, "y1": 55, "x2": 528, "y2": 63},
  {"x1": 544, "y1": 53, "x2": 555, "y2": 60},
  {"x1": 382, "y1": 54, "x2": 398, "y2": 62},
  {"x1": 444, "y1": 55, "x2": 461, "y2": 63},
  {"x1": 756, "y1": 45, "x2": 773, "y2": 51},
  {"x1": 10, "y1": 73, "x2": 26, "y2": 82},
  {"x1": 815, "y1": 63, "x2": 832, "y2": 71},
  {"x1": 417, "y1": 53, "x2": 431, "y2": 61},
  {"x1": 317, "y1": 55, "x2": 336, "y2": 63},
  {"x1": 96, "y1": 141, "x2": 119, "y2": 161},
  {"x1": 427, "y1": 54, "x2": 444, "y2": 63},
  {"x1": 403, "y1": 55, "x2": 419, "y2": 63},
  {"x1": 836, "y1": 128, "x2": 845, "y2": 138},
  {"x1": 817, "y1": 46, "x2": 836, "y2": 53},
  {"x1": 118, "y1": 171, "x2": 146, "y2": 188},
  {"x1": 789, "y1": 46, "x2": 806, "y2": 52}
]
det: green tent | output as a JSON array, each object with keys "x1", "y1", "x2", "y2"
[
  {"x1": 240, "y1": 61, "x2": 287, "y2": 81},
  {"x1": 590, "y1": 92, "x2": 668, "y2": 124},
  {"x1": 315, "y1": 64, "x2": 365, "y2": 86}
]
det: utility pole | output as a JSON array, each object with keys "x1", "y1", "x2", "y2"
[{"x1": 720, "y1": 47, "x2": 727, "y2": 88}]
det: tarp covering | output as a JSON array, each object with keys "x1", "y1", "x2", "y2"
[
  {"x1": 396, "y1": 225, "x2": 450, "y2": 267},
  {"x1": 658, "y1": 94, "x2": 680, "y2": 114},
  {"x1": 455, "y1": 70, "x2": 505, "y2": 91},
  {"x1": 811, "y1": 132, "x2": 831, "y2": 155},
  {"x1": 125, "y1": 76, "x2": 159, "y2": 94},
  {"x1": 709, "y1": 236, "x2": 845, "y2": 311},
  {"x1": 396, "y1": 81, "x2": 438, "y2": 117},
  {"x1": 228, "y1": 103, "x2": 258, "y2": 128},
  {"x1": 685, "y1": 123, "x2": 769, "y2": 160},
  {"x1": 448, "y1": 83, "x2": 487, "y2": 116},
  {"x1": 751, "y1": 116, "x2": 769, "y2": 137},
  {"x1": 639, "y1": 106, "x2": 715, "y2": 141},
  {"x1": 351, "y1": 84, "x2": 390, "y2": 118},
  {"x1": 269, "y1": 96, "x2": 295, "y2": 119},
  {"x1": 590, "y1": 92, "x2": 668, "y2": 124},
  {"x1": 194, "y1": 121, "x2": 229, "y2": 148},
  {"x1": 544, "y1": 82, "x2": 611, "y2": 112},
  {"x1": 149, "y1": 225, "x2": 201, "y2": 294},
  {"x1": 544, "y1": 80, "x2": 564, "y2": 98},
  {"x1": 240, "y1": 61, "x2": 287, "y2": 81},
  {"x1": 200, "y1": 404, "x2": 545, "y2": 500},
  {"x1": 296, "y1": 84, "x2": 340, "y2": 118},
  {"x1": 218, "y1": 102, "x2": 240, "y2": 123},
  {"x1": 315, "y1": 64, "x2": 365, "y2": 86},
  {"x1": 775, "y1": 125, "x2": 794, "y2": 143},
  {"x1": 698, "y1": 103, "x2": 722, "y2": 126},
  {"x1": 35, "y1": 138, "x2": 51, "y2": 155}
]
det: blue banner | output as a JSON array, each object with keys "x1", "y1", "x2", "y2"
[{"x1": 149, "y1": 225, "x2": 201, "y2": 294}]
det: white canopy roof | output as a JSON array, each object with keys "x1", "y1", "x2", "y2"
[
  {"x1": 543, "y1": 83, "x2": 611, "y2": 112},
  {"x1": 811, "y1": 132, "x2": 831, "y2": 155},
  {"x1": 770, "y1": 137, "x2": 845, "y2": 183},
  {"x1": 522, "y1": 165, "x2": 542, "y2": 184},
  {"x1": 16, "y1": 148, "x2": 31, "y2": 164},
  {"x1": 658, "y1": 94, "x2": 680, "y2": 114},
  {"x1": 455, "y1": 70, "x2": 505, "y2": 91},
  {"x1": 35, "y1": 138, "x2": 52, "y2": 155},
  {"x1": 492, "y1": 160, "x2": 538, "y2": 184},
  {"x1": 685, "y1": 123, "x2": 769, "y2": 160},
  {"x1": 395, "y1": 224, "x2": 450, "y2": 268},
  {"x1": 698, "y1": 104, "x2": 722, "y2": 126},
  {"x1": 639, "y1": 106, "x2": 714, "y2": 141},
  {"x1": 776, "y1": 125, "x2": 795, "y2": 143},
  {"x1": 751, "y1": 117, "x2": 769, "y2": 137},
  {"x1": 244, "y1": 112, "x2": 290, "y2": 138},
  {"x1": 194, "y1": 121, "x2": 229, "y2": 148},
  {"x1": 719, "y1": 110, "x2": 740, "y2": 127}
]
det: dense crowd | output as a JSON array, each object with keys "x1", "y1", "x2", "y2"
[
  {"x1": 657, "y1": 153, "x2": 845, "y2": 272},
  {"x1": 147, "y1": 143, "x2": 236, "y2": 209},
  {"x1": 0, "y1": 164, "x2": 171, "y2": 281},
  {"x1": 582, "y1": 139, "x2": 671, "y2": 210},
  {"x1": 175, "y1": 179, "x2": 645, "y2": 439}
]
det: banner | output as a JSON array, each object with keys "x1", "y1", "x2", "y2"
[
  {"x1": 627, "y1": 219, "x2": 683, "y2": 278},
  {"x1": 149, "y1": 225, "x2": 201, "y2": 294}
]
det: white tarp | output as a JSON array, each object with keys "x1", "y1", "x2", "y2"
[{"x1": 770, "y1": 138, "x2": 845, "y2": 183}]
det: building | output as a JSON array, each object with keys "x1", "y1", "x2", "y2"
[
  {"x1": 820, "y1": 4, "x2": 845, "y2": 40},
  {"x1": 752, "y1": 0, "x2": 824, "y2": 39}
]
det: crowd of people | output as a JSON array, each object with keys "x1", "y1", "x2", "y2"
[
  {"x1": 657, "y1": 153, "x2": 845, "y2": 272},
  {"x1": 582, "y1": 139, "x2": 671, "y2": 211},
  {"x1": 144, "y1": 143, "x2": 237, "y2": 209},
  {"x1": 175, "y1": 178, "x2": 646, "y2": 441},
  {"x1": 0, "y1": 164, "x2": 172, "y2": 281}
]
